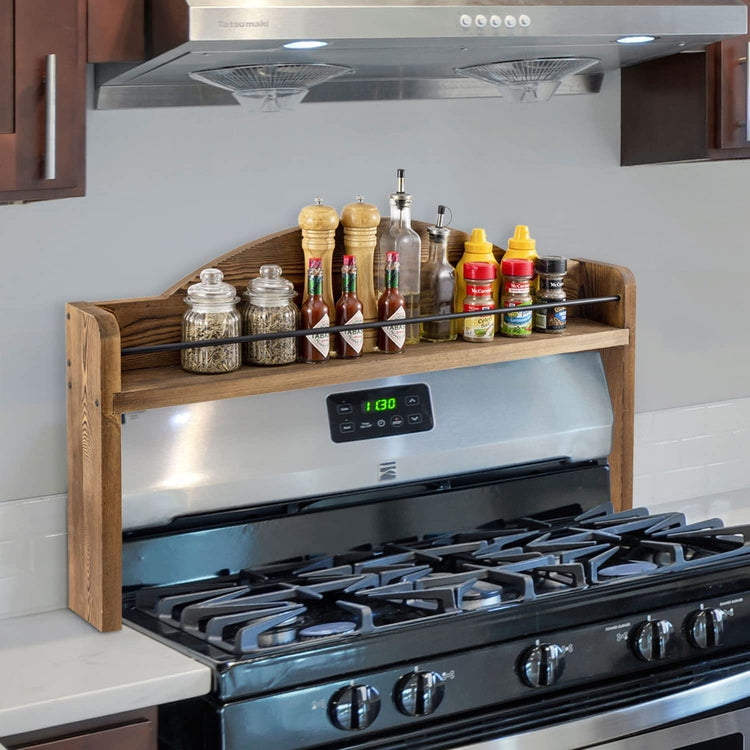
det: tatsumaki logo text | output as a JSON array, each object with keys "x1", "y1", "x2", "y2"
[{"x1": 218, "y1": 19, "x2": 269, "y2": 28}]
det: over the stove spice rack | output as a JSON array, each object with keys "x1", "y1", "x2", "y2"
[{"x1": 65, "y1": 220, "x2": 635, "y2": 632}]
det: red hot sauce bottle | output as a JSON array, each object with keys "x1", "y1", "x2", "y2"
[
  {"x1": 336, "y1": 255, "x2": 364, "y2": 358},
  {"x1": 377, "y1": 251, "x2": 407, "y2": 354},
  {"x1": 300, "y1": 257, "x2": 330, "y2": 363}
]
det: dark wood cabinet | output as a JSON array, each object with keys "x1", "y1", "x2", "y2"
[
  {"x1": 3, "y1": 707, "x2": 157, "y2": 750},
  {"x1": 0, "y1": 0, "x2": 86, "y2": 202},
  {"x1": 622, "y1": 2, "x2": 750, "y2": 165}
]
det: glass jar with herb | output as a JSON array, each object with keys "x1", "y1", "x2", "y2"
[
  {"x1": 243, "y1": 264, "x2": 299, "y2": 366},
  {"x1": 181, "y1": 268, "x2": 241, "y2": 374}
]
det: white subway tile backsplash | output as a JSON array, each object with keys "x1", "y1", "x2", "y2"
[
  {"x1": 634, "y1": 440, "x2": 681, "y2": 475},
  {"x1": 652, "y1": 406, "x2": 708, "y2": 442},
  {"x1": 652, "y1": 466, "x2": 709, "y2": 502},
  {"x1": 634, "y1": 413, "x2": 654, "y2": 444},
  {"x1": 705, "y1": 402, "x2": 744, "y2": 433},
  {"x1": 632, "y1": 474, "x2": 653, "y2": 506},
  {"x1": 0, "y1": 539, "x2": 32, "y2": 580},
  {"x1": 707, "y1": 460, "x2": 750, "y2": 496}
]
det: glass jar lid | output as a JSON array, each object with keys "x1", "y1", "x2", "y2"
[
  {"x1": 247, "y1": 264, "x2": 297, "y2": 305},
  {"x1": 186, "y1": 268, "x2": 238, "y2": 303}
]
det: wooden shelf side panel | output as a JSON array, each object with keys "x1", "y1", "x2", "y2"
[
  {"x1": 66, "y1": 302, "x2": 123, "y2": 632},
  {"x1": 577, "y1": 259, "x2": 636, "y2": 513}
]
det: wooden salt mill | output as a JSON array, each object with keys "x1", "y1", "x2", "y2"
[
  {"x1": 298, "y1": 197, "x2": 339, "y2": 312},
  {"x1": 341, "y1": 196, "x2": 381, "y2": 353}
]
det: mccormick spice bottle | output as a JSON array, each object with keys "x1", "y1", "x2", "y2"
[
  {"x1": 500, "y1": 258, "x2": 534, "y2": 337},
  {"x1": 300, "y1": 257, "x2": 330, "y2": 363},
  {"x1": 181, "y1": 268, "x2": 241, "y2": 374},
  {"x1": 336, "y1": 255, "x2": 364, "y2": 358},
  {"x1": 420, "y1": 204, "x2": 457, "y2": 343},
  {"x1": 534, "y1": 256, "x2": 568, "y2": 334},
  {"x1": 377, "y1": 251, "x2": 407, "y2": 354},
  {"x1": 462, "y1": 262, "x2": 496, "y2": 342},
  {"x1": 454, "y1": 228, "x2": 501, "y2": 311}
]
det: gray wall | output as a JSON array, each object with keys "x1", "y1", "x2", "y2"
[{"x1": 1, "y1": 71, "x2": 748, "y2": 504}]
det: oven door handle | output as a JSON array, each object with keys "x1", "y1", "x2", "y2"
[{"x1": 453, "y1": 668, "x2": 750, "y2": 750}]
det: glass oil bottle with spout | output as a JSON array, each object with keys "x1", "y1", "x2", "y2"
[
  {"x1": 420, "y1": 205, "x2": 456, "y2": 342},
  {"x1": 377, "y1": 169, "x2": 421, "y2": 345}
]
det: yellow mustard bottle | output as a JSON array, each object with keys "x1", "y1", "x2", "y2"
[
  {"x1": 453, "y1": 228, "x2": 501, "y2": 311},
  {"x1": 504, "y1": 225, "x2": 539, "y2": 291}
]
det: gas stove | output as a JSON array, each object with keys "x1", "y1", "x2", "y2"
[{"x1": 119, "y1": 353, "x2": 750, "y2": 749}]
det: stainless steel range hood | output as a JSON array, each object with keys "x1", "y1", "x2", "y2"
[{"x1": 95, "y1": 0, "x2": 747, "y2": 109}]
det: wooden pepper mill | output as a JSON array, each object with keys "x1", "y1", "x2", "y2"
[
  {"x1": 341, "y1": 196, "x2": 381, "y2": 353},
  {"x1": 298, "y1": 197, "x2": 339, "y2": 313}
]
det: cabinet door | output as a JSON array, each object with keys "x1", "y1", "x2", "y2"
[
  {"x1": 716, "y1": 31, "x2": 750, "y2": 149},
  {"x1": 10, "y1": 717, "x2": 155, "y2": 750},
  {"x1": 0, "y1": 0, "x2": 86, "y2": 201}
]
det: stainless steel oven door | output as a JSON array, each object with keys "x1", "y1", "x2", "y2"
[{"x1": 454, "y1": 671, "x2": 750, "y2": 750}]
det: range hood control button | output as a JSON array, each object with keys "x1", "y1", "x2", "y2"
[
  {"x1": 519, "y1": 14, "x2": 531, "y2": 27},
  {"x1": 459, "y1": 14, "x2": 472, "y2": 28},
  {"x1": 631, "y1": 619, "x2": 674, "y2": 661},
  {"x1": 329, "y1": 684, "x2": 381, "y2": 730},
  {"x1": 395, "y1": 671, "x2": 446, "y2": 716},
  {"x1": 686, "y1": 608, "x2": 726, "y2": 650},
  {"x1": 504, "y1": 15, "x2": 517, "y2": 28},
  {"x1": 490, "y1": 15, "x2": 502, "y2": 28},
  {"x1": 519, "y1": 644, "x2": 566, "y2": 687},
  {"x1": 475, "y1": 14, "x2": 487, "y2": 28}
]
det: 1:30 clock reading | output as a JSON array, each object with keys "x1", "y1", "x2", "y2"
[{"x1": 363, "y1": 397, "x2": 397, "y2": 413}]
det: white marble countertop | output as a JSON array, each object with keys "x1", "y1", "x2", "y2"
[{"x1": 0, "y1": 609, "x2": 211, "y2": 739}]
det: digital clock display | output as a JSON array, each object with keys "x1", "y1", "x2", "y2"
[
  {"x1": 326, "y1": 384, "x2": 433, "y2": 443},
  {"x1": 363, "y1": 397, "x2": 397, "y2": 413}
]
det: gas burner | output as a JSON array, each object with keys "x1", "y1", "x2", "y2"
[
  {"x1": 598, "y1": 561, "x2": 659, "y2": 579},
  {"x1": 460, "y1": 580, "x2": 504, "y2": 611},
  {"x1": 299, "y1": 621, "x2": 357, "y2": 639},
  {"x1": 257, "y1": 614, "x2": 303, "y2": 647}
]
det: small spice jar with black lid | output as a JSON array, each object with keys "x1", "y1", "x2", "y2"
[
  {"x1": 534, "y1": 256, "x2": 568, "y2": 334},
  {"x1": 181, "y1": 268, "x2": 241, "y2": 374},
  {"x1": 243, "y1": 264, "x2": 299, "y2": 366}
]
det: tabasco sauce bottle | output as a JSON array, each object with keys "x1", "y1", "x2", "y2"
[
  {"x1": 300, "y1": 257, "x2": 330, "y2": 363},
  {"x1": 336, "y1": 255, "x2": 364, "y2": 358},
  {"x1": 377, "y1": 251, "x2": 406, "y2": 354}
]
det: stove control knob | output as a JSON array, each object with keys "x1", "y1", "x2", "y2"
[
  {"x1": 395, "y1": 670, "x2": 446, "y2": 716},
  {"x1": 631, "y1": 619, "x2": 674, "y2": 661},
  {"x1": 329, "y1": 684, "x2": 381, "y2": 731},
  {"x1": 687, "y1": 608, "x2": 726, "y2": 650},
  {"x1": 519, "y1": 644, "x2": 566, "y2": 687}
]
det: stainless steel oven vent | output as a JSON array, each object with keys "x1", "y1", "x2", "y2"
[
  {"x1": 456, "y1": 57, "x2": 599, "y2": 102},
  {"x1": 188, "y1": 63, "x2": 353, "y2": 111}
]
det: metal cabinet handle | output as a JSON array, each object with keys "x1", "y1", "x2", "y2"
[
  {"x1": 746, "y1": 43, "x2": 750, "y2": 143},
  {"x1": 44, "y1": 53, "x2": 56, "y2": 180}
]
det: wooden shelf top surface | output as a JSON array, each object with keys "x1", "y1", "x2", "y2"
[{"x1": 114, "y1": 318, "x2": 629, "y2": 413}]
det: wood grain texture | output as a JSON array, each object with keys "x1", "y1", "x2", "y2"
[
  {"x1": 0, "y1": 0, "x2": 13, "y2": 135},
  {"x1": 0, "y1": 0, "x2": 86, "y2": 201},
  {"x1": 66, "y1": 302, "x2": 123, "y2": 632},
  {"x1": 88, "y1": 0, "x2": 145, "y2": 63},
  {"x1": 576, "y1": 259, "x2": 636, "y2": 512},
  {"x1": 717, "y1": 15, "x2": 750, "y2": 151},
  {"x1": 114, "y1": 319, "x2": 629, "y2": 413}
]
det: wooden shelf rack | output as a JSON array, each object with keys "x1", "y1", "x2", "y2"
[{"x1": 66, "y1": 221, "x2": 636, "y2": 632}]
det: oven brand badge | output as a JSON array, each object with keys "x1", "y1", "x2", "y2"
[{"x1": 379, "y1": 460, "x2": 397, "y2": 481}]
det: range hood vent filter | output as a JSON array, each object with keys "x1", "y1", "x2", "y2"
[
  {"x1": 456, "y1": 57, "x2": 600, "y2": 102},
  {"x1": 189, "y1": 63, "x2": 354, "y2": 111}
]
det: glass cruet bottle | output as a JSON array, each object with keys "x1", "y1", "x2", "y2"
[
  {"x1": 181, "y1": 268, "x2": 241, "y2": 374},
  {"x1": 377, "y1": 169, "x2": 421, "y2": 345},
  {"x1": 243, "y1": 264, "x2": 299, "y2": 366},
  {"x1": 420, "y1": 204, "x2": 456, "y2": 342}
]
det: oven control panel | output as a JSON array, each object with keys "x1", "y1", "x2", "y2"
[{"x1": 326, "y1": 384, "x2": 434, "y2": 443}]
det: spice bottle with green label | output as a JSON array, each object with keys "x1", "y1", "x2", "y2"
[
  {"x1": 300, "y1": 257, "x2": 330, "y2": 363},
  {"x1": 500, "y1": 258, "x2": 534, "y2": 337},
  {"x1": 336, "y1": 255, "x2": 364, "y2": 358},
  {"x1": 534, "y1": 256, "x2": 568, "y2": 334},
  {"x1": 377, "y1": 251, "x2": 407, "y2": 354},
  {"x1": 181, "y1": 268, "x2": 241, "y2": 374},
  {"x1": 462, "y1": 262, "x2": 496, "y2": 342}
]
